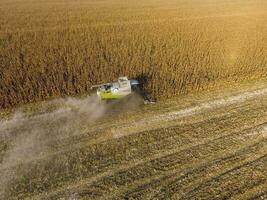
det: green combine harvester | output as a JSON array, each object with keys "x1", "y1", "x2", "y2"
[{"x1": 91, "y1": 77, "x2": 140, "y2": 101}]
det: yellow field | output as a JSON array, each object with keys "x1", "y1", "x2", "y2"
[{"x1": 0, "y1": 0, "x2": 267, "y2": 108}]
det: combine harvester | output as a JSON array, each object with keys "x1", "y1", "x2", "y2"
[
  {"x1": 91, "y1": 76, "x2": 154, "y2": 103},
  {"x1": 91, "y1": 77, "x2": 140, "y2": 101}
]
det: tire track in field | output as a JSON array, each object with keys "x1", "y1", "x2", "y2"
[
  {"x1": 0, "y1": 103, "x2": 246, "y2": 170},
  {"x1": 229, "y1": 179, "x2": 266, "y2": 200},
  {"x1": 107, "y1": 137, "x2": 267, "y2": 200},
  {"x1": 158, "y1": 148, "x2": 267, "y2": 200},
  {"x1": 113, "y1": 87, "x2": 267, "y2": 138},
  {"x1": 6, "y1": 115, "x2": 266, "y2": 198},
  {"x1": 122, "y1": 154, "x2": 267, "y2": 200},
  {"x1": 178, "y1": 154, "x2": 267, "y2": 200},
  {"x1": 53, "y1": 137, "x2": 267, "y2": 200},
  {"x1": 150, "y1": 131, "x2": 267, "y2": 200},
  {"x1": 37, "y1": 123, "x2": 267, "y2": 200},
  {"x1": 25, "y1": 85, "x2": 265, "y2": 154},
  {"x1": 1, "y1": 96, "x2": 265, "y2": 171}
]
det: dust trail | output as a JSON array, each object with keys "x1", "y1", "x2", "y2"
[{"x1": 0, "y1": 95, "x2": 107, "y2": 198}]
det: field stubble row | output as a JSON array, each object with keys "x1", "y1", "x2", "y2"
[{"x1": 1, "y1": 93, "x2": 266, "y2": 199}]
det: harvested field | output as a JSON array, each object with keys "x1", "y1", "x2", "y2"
[{"x1": 0, "y1": 80, "x2": 266, "y2": 199}]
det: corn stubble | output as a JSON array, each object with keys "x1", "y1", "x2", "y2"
[{"x1": 0, "y1": 0, "x2": 267, "y2": 108}]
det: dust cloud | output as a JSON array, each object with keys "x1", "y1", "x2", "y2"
[{"x1": 0, "y1": 94, "x2": 142, "y2": 198}]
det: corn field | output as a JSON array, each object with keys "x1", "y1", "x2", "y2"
[{"x1": 0, "y1": 0, "x2": 267, "y2": 108}]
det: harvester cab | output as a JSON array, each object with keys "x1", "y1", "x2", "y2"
[{"x1": 91, "y1": 77, "x2": 140, "y2": 101}]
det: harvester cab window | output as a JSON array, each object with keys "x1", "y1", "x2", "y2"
[{"x1": 104, "y1": 85, "x2": 111, "y2": 90}]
